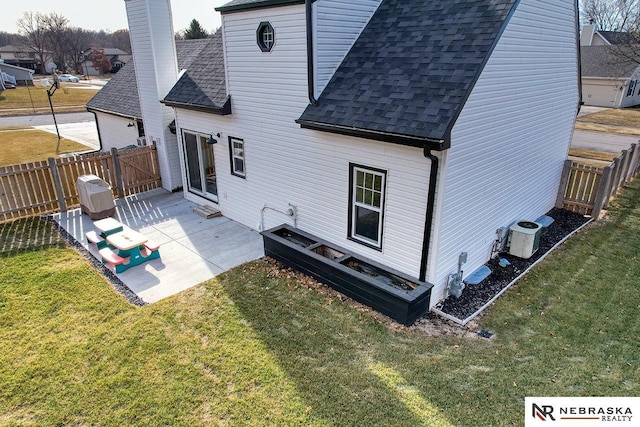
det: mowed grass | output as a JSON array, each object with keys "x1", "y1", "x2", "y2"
[
  {"x1": 0, "y1": 85, "x2": 99, "y2": 115},
  {"x1": 0, "y1": 128, "x2": 90, "y2": 166},
  {"x1": 575, "y1": 107, "x2": 640, "y2": 135},
  {"x1": 0, "y1": 182, "x2": 639, "y2": 425}
]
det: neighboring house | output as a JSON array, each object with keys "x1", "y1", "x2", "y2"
[
  {"x1": 0, "y1": 45, "x2": 53, "y2": 74},
  {"x1": 580, "y1": 23, "x2": 640, "y2": 108},
  {"x1": 80, "y1": 48, "x2": 132, "y2": 76},
  {"x1": 580, "y1": 46, "x2": 640, "y2": 108},
  {"x1": 0, "y1": 61, "x2": 35, "y2": 86},
  {"x1": 86, "y1": 39, "x2": 213, "y2": 150},
  {"x1": 114, "y1": 0, "x2": 579, "y2": 310}
]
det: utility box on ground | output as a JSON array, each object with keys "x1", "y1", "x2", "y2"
[{"x1": 76, "y1": 174, "x2": 115, "y2": 220}]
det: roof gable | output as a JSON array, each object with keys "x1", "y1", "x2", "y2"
[
  {"x1": 297, "y1": 0, "x2": 518, "y2": 149},
  {"x1": 162, "y1": 31, "x2": 230, "y2": 114},
  {"x1": 87, "y1": 37, "x2": 223, "y2": 119}
]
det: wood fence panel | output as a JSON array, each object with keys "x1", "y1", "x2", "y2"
[{"x1": 0, "y1": 145, "x2": 161, "y2": 222}]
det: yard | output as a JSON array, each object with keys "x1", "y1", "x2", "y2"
[
  {"x1": 0, "y1": 127, "x2": 90, "y2": 166},
  {"x1": 575, "y1": 107, "x2": 640, "y2": 135},
  {"x1": 0, "y1": 85, "x2": 99, "y2": 115},
  {"x1": 0, "y1": 181, "x2": 638, "y2": 425}
]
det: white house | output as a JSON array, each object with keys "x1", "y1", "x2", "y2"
[
  {"x1": 109, "y1": 0, "x2": 580, "y2": 310},
  {"x1": 0, "y1": 61, "x2": 35, "y2": 86},
  {"x1": 580, "y1": 23, "x2": 640, "y2": 108}
]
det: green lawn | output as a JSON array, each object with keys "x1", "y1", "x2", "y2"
[{"x1": 0, "y1": 181, "x2": 639, "y2": 425}]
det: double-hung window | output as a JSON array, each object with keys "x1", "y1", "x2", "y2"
[
  {"x1": 349, "y1": 164, "x2": 386, "y2": 249},
  {"x1": 229, "y1": 137, "x2": 246, "y2": 178}
]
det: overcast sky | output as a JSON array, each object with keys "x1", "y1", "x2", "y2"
[{"x1": 2, "y1": 0, "x2": 228, "y2": 35}]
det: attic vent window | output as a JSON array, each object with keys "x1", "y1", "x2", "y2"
[{"x1": 257, "y1": 22, "x2": 275, "y2": 52}]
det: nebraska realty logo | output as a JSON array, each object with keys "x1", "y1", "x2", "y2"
[{"x1": 525, "y1": 397, "x2": 639, "y2": 426}]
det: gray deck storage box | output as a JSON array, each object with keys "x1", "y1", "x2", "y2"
[{"x1": 77, "y1": 174, "x2": 115, "y2": 219}]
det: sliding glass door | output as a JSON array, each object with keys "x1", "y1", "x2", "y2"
[{"x1": 183, "y1": 131, "x2": 218, "y2": 202}]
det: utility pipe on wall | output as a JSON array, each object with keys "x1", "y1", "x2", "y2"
[
  {"x1": 260, "y1": 204, "x2": 298, "y2": 231},
  {"x1": 420, "y1": 146, "x2": 439, "y2": 282}
]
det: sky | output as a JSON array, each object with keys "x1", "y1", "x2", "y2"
[{"x1": 2, "y1": 0, "x2": 228, "y2": 35}]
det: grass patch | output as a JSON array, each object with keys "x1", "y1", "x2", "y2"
[
  {"x1": 577, "y1": 107, "x2": 640, "y2": 128},
  {"x1": 0, "y1": 129, "x2": 89, "y2": 166},
  {"x1": 574, "y1": 122, "x2": 640, "y2": 136},
  {"x1": 568, "y1": 148, "x2": 619, "y2": 163},
  {"x1": 0, "y1": 85, "x2": 98, "y2": 115},
  {"x1": 0, "y1": 179, "x2": 639, "y2": 426}
]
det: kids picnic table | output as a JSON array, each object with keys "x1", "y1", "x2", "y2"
[{"x1": 87, "y1": 218, "x2": 160, "y2": 273}]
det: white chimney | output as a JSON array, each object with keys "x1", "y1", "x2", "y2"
[
  {"x1": 580, "y1": 23, "x2": 597, "y2": 46},
  {"x1": 124, "y1": 0, "x2": 181, "y2": 190}
]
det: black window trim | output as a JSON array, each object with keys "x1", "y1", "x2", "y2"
[
  {"x1": 228, "y1": 136, "x2": 246, "y2": 178},
  {"x1": 256, "y1": 21, "x2": 275, "y2": 52},
  {"x1": 347, "y1": 163, "x2": 387, "y2": 251}
]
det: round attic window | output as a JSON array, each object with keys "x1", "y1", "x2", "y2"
[{"x1": 257, "y1": 21, "x2": 275, "y2": 52}]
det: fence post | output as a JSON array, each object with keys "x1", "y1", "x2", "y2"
[
  {"x1": 110, "y1": 147, "x2": 125, "y2": 199},
  {"x1": 555, "y1": 159, "x2": 572, "y2": 209},
  {"x1": 47, "y1": 157, "x2": 66, "y2": 212},
  {"x1": 629, "y1": 142, "x2": 640, "y2": 178},
  {"x1": 592, "y1": 164, "x2": 613, "y2": 219}
]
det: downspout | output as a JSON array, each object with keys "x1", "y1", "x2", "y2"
[
  {"x1": 419, "y1": 145, "x2": 439, "y2": 282},
  {"x1": 89, "y1": 110, "x2": 103, "y2": 151},
  {"x1": 575, "y1": 0, "x2": 583, "y2": 113},
  {"x1": 305, "y1": 0, "x2": 318, "y2": 105}
]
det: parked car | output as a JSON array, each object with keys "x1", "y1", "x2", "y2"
[{"x1": 57, "y1": 74, "x2": 80, "y2": 83}]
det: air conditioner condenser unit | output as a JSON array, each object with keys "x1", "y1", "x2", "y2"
[{"x1": 508, "y1": 221, "x2": 542, "y2": 259}]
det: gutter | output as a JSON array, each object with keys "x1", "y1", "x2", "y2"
[
  {"x1": 297, "y1": 119, "x2": 449, "y2": 151},
  {"x1": 160, "y1": 96, "x2": 232, "y2": 115},
  {"x1": 419, "y1": 145, "x2": 440, "y2": 282}
]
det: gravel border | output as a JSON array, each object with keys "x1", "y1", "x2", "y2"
[
  {"x1": 44, "y1": 216, "x2": 147, "y2": 307},
  {"x1": 434, "y1": 208, "x2": 591, "y2": 322}
]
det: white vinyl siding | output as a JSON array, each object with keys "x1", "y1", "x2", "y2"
[
  {"x1": 93, "y1": 112, "x2": 140, "y2": 151},
  {"x1": 313, "y1": 0, "x2": 381, "y2": 96},
  {"x1": 174, "y1": 5, "x2": 431, "y2": 277},
  {"x1": 429, "y1": 0, "x2": 579, "y2": 305}
]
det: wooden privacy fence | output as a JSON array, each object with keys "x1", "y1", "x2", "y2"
[
  {"x1": 557, "y1": 142, "x2": 640, "y2": 218},
  {"x1": 0, "y1": 145, "x2": 161, "y2": 222}
]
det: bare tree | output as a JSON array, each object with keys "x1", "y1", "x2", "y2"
[
  {"x1": 111, "y1": 29, "x2": 131, "y2": 53},
  {"x1": 42, "y1": 12, "x2": 70, "y2": 72},
  {"x1": 16, "y1": 11, "x2": 51, "y2": 73},
  {"x1": 580, "y1": 0, "x2": 640, "y2": 31},
  {"x1": 65, "y1": 27, "x2": 93, "y2": 74}
]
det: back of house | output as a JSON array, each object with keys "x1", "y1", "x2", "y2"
[{"x1": 108, "y1": 0, "x2": 580, "y2": 312}]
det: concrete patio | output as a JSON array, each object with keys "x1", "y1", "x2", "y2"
[{"x1": 52, "y1": 189, "x2": 265, "y2": 303}]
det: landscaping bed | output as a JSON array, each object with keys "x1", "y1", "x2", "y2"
[
  {"x1": 262, "y1": 224, "x2": 432, "y2": 326},
  {"x1": 435, "y1": 208, "x2": 591, "y2": 323}
]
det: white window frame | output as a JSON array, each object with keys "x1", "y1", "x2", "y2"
[
  {"x1": 349, "y1": 164, "x2": 386, "y2": 249},
  {"x1": 229, "y1": 137, "x2": 246, "y2": 178}
]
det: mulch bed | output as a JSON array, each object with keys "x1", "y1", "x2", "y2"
[{"x1": 435, "y1": 208, "x2": 591, "y2": 322}]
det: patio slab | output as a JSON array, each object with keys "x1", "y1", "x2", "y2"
[{"x1": 52, "y1": 189, "x2": 265, "y2": 303}]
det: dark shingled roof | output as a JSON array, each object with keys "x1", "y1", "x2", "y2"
[
  {"x1": 162, "y1": 31, "x2": 230, "y2": 114},
  {"x1": 598, "y1": 31, "x2": 639, "y2": 45},
  {"x1": 86, "y1": 37, "x2": 223, "y2": 119},
  {"x1": 297, "y1": 0, "x2": 518, "y2": 149},
  {"x1": 581, "y1": 45, "x2": 639, "y2": 78},
  {"x1": 216, "y1": 0, "x2": 303, "y2": 13}
]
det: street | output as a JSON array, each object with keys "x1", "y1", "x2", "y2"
[
  {"x1": 0, "y1": 111, "x2": 96, "y2": 127},
  {"x1": 571, "y1": 129, "x2": 639, "y2": 153}
]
